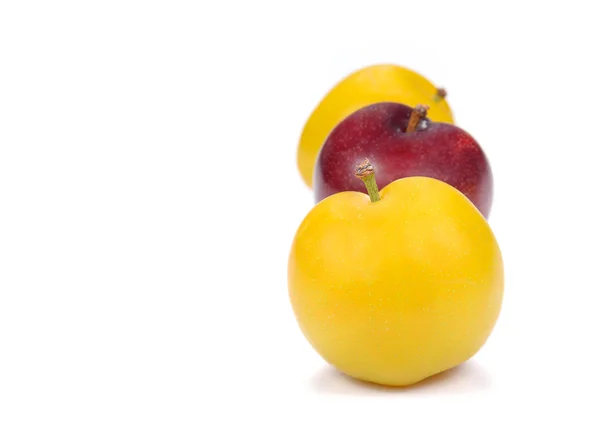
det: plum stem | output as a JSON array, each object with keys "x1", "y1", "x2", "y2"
[
  {"x1": 406, "y1": 104, "x2": 429, "y2": 133},
  {"x1": 355, "y1": 159, "x2": 380, "y2": 203}
]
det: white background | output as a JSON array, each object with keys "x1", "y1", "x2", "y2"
[{"x1": 1, "y1": 1, "x2": 599, "y2": 444}]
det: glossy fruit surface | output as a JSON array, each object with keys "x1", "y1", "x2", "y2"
[
  {"x1": 297, "y1": 64, "x2": 454, "y2": 188},
  {"x1": 314, "y1": 102, "x2": 493, "y2": 218},
  {"x1": 288, "y1": 175, "x2": 503, "y2": 386}
]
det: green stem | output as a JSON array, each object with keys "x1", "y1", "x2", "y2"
[
  {"x1": 355, "y1": 159, "x2": 380, "y2": 203},
  {"x1": 362, "y1": 174, "x2": 380, "y2": 203}
]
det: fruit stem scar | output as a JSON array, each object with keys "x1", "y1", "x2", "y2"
[
  {"x1": 355, "y1": 159, "x2": 381, "y2": 203},
  {"x1": 406, "y1": 104, "x2": 429, "y2": 133},
  {"x1": 434, "y1": 87, "x2": 447, "y2": 102}
]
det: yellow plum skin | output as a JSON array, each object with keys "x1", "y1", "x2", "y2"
[
  {"x1": 288, "y1": 177, "x2": 503, "y2": 386},
  {"x1": 297, "y1": 64, "x2": 455, "y2": 189}
]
